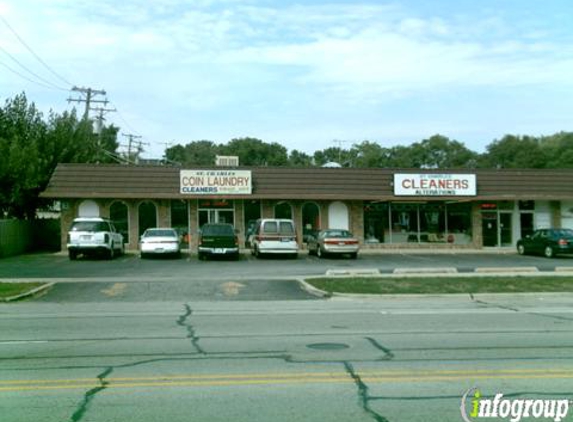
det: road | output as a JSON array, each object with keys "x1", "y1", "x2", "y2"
[{"x1": 1, "y1": 295, "x2": 573, "y2": 422}]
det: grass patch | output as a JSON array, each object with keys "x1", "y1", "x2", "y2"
[
  {"x1": 306, "y1": 276, "x2": 573, "y2": 295},
  {"x1": 0, "y1": 283, "x2": 43, "y2": 300}
]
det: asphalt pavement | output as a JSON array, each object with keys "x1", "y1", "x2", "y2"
[{"x1": 1, "y1": 296, "x2": 572, "y2": 422}]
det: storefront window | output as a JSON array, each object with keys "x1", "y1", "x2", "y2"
[
  {"x1": 302, "y1": 202, "x2": 320, "y2": 242},
  {"x1": 446, "y1": 203, "x2": 472, "y2": 244},
  {"x1": 171, "y1": 200, "x2": 189, "y2": 246},
  {"x1": 366, "y1": 202, "x2": 473, "y2": 245},
  {"x1": 138, "y1": 201, "x2": 157, "y2": 236},
  {"x1": 110, "y1": 201, "x2": 128, "y2": 244},
  {"x1": 274, "y1": 202, "x2": 292, "y2": 219},
  {"x1": 390, "y1": 204, "x2": 419, "y2": 243},
  {"x1": 363, "y1": 202, "x2": 389, "y2": 244},
  {"x1": 244, "y1": 200, "x2": 261, "y2": 246}
]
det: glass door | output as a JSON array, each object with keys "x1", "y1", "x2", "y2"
[
  {"x1": 482, "y1": 212, "x2": 498, "y2": 247},
  {"x1": 500, "y1": 212, "x2": 513, "y2": 246}
]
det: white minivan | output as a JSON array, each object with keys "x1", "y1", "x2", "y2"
[{"x1": 250, "y1": 219, "x2": 298, "y2": 258}]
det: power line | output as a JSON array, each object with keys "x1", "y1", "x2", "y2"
[
  {"x1": 0, "y1": 45, "x2": 68, "y2": 91},
  {"x1": 0, "y1": 59, "x2": 67, "y2": 91},
  {"x1": 108, "y1": 101, "x2": 141, "y2": 136},
  {"x1": 0, "y1": 14, "x2": 73, "y2": 87}
]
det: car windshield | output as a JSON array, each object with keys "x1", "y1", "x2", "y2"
[
  {"x1": 202, "y1": 225, "x2": 234, "y2": 236},
  {"x1": 144, "y1": 229, "x2": 177, "y2": 237},
  {"x1": 323, "y1": 230, "x2": 352, "y2": 238},
  {"x1": 70, "y1": 221, "x2": 109, "y2": 232}
]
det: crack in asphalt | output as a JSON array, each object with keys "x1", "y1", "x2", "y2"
[
  {"x1": 471, "y1": 297, "x2": 573, "y2": 323},
  {"x1": 344, "y1": 361, "x2": 391, "y2": 422},
  {"x1": 176, "y1": 304, "x2": 206, "y2": 354},
  {"x1": 69, "y1": 366, "x2": 113, "y2": 422},
  {"x1": 365, "y1": 337, "x2": 395, "y2": 360}
]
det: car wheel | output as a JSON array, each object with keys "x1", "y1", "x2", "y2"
[
  {"x1": 254, "y1": 247, "x2": 261, "y2": 259},
  {"x1": 544, "y1": 246, "x2": 555, "y2": 258},
  {"x1": 517, "y1": 244, "x2": 526, "y2": 255},
  {"x1": 68, "y1": 250, "x2": 78, "y2": 260},
  {"x1": 140, "y1": 252, "x2": 147, "y2": 259}
]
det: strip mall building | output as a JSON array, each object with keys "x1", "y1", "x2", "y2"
[{"x1": 41, "y1": 164, "x2": 573, "y2": 251}]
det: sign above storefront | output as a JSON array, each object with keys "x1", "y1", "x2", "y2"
[
  {"x1": 180, "y1": 170, "x2": 252, "y2": 195},
  {"x1": 394, "y1": 174, "x2": 476, "y2": 196}
]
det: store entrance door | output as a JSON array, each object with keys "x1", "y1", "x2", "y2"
[
  {"x1": 482, "y1": 211, "x2": 513, "y2": 247},
  {"x1": 482, "y1": 212, "x2": 498, "y2": 247},
  {"x1": 198, "y1": 200, "x2": 234, "y2": 229}
]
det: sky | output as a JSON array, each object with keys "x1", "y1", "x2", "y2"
[{"x1": 1, "y1": 0, "x2": 573, "y2": 159}]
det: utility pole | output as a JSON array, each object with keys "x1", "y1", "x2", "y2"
[
  {"x1": 333, "y1": 140, "x2": 351, "y2": 165},
  {"x1": 121, "y1": 133, "x2": 148, "y2": 164},
  {"x1": 67, "y1": 86, "x2": 108, "y2": 120},
  {"x1": 91, "y1": 106, "x2": 117, "y2": 135}
]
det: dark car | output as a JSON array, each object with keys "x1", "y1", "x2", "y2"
[
  {"x1": 198, "y1": 223, "x2": 239, "y2": 260},
  {"x1": 516, "y1": 228, "x2": 573, "y2": 258}
]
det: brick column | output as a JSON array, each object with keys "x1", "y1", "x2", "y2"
[{"x1": 472, "y1": 202, "x2": 482, "y2": 248}]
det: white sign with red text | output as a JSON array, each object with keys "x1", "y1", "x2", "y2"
[
  {"x1": 180, "y1": 170, "x2": 252, "y2": 195},
  {"x1": 394, "y1": 174, "x2": 476, "y2": 196}
]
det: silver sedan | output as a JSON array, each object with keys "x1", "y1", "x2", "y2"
[
  {"x1": 140, "y1": 228, "x2": 181, "y2": 258},
  {"x1": 307, "y1": 229, "x2": 359, "y2": 259}
]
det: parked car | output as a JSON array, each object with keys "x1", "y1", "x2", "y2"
[
  {"x1": 198, "y1": 223, "x2": 239, "y2": 260},
  {"x1": 307, "y1": 229, "x2": 359, "y2": 259},
  {"x1": 67, "y1": 217, "x2": 124, "y2": 260},
  {"x1": 140, "y1": 228, "x2": 181, "y2": 258},
  {"x1": 250, "y1": 218, "x2": 298, "y2": 258},
  {"x1": 516, "y1": 228, "x2": 573, "y2": 258}
]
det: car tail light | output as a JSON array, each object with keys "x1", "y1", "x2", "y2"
[{"x1": 558, "y1": 238, "x2": 568, "y2": 246}]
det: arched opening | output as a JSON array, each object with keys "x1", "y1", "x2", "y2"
[
  {"x1": 302, "y1": 202, "x2": 320, "y2": 242},
  {"x1": 274, "y1": 202, "x2": 293, "y2": 219},
  {"x1": 328, "y1": 201, "x2": 349, "y2": 230},
  {"x1": 110, "y1": 201, "x2": 129, "y2": 244},
  {"x1": 78, "y1": 200, "x2": 100, "y2": 217},
  {"x1": 138, "y1": 201, "x2": 157, "y2": 236}
]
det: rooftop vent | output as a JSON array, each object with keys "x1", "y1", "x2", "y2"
[{"x1": 216, "y1": 155, "x2": 239, "y2": 167}]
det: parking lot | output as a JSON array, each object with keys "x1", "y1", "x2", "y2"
[{"x1": 2, "y1": 250, "x2": 573, "y2": 282}]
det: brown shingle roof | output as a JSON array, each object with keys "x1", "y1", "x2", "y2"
[{"x1": 40, "y1": 163, "x2": 573, "y2": 200}]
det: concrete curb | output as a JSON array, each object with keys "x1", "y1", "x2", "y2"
[
  {"x1": 0, "y1": 282, "x2": 55, "y2": 303},
  {"x1": 296, "y1": 278, "x2": 331, "y2": 298},
  {"x1": 393, "y1": 267, "x2": 458, "y2": 274}
]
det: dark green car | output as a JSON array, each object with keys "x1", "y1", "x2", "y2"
[{"x1": 198, "y1": 223, "x2": 240, "y2": 260}]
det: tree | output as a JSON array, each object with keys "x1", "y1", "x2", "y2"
[
  {"x1": 288, "y1": 149, "x2": 314, "y2": 167},
  {"x1": 539, "y1": 132, "x2": 573, "y2": 168},
  {"x1": 0, "y1": 93, "x2": 119, "y2": 218},
  {"x1": 220, "y1": 137, "x2": 288, "y2": 166},
  {"x1": 350, "y1": 141, "x2": 390, "y2": 168},
  {"x1": 479, "y1": 135, "x2": 547, "y2": 168},
  {"x1": 164, "y1": 140, "x2": 219, "y2": 166}
]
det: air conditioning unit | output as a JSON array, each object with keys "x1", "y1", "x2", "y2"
[{"x1": 215, "y1": 155, "x2": 239, "y2": 167}]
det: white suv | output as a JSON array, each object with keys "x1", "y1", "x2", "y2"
[
  {"x1": 250, "y1": 218, "x2": 298, "y2": 258},
  {"x1": 67, "y1": 217, "x2": 124, "y2": 260}
]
